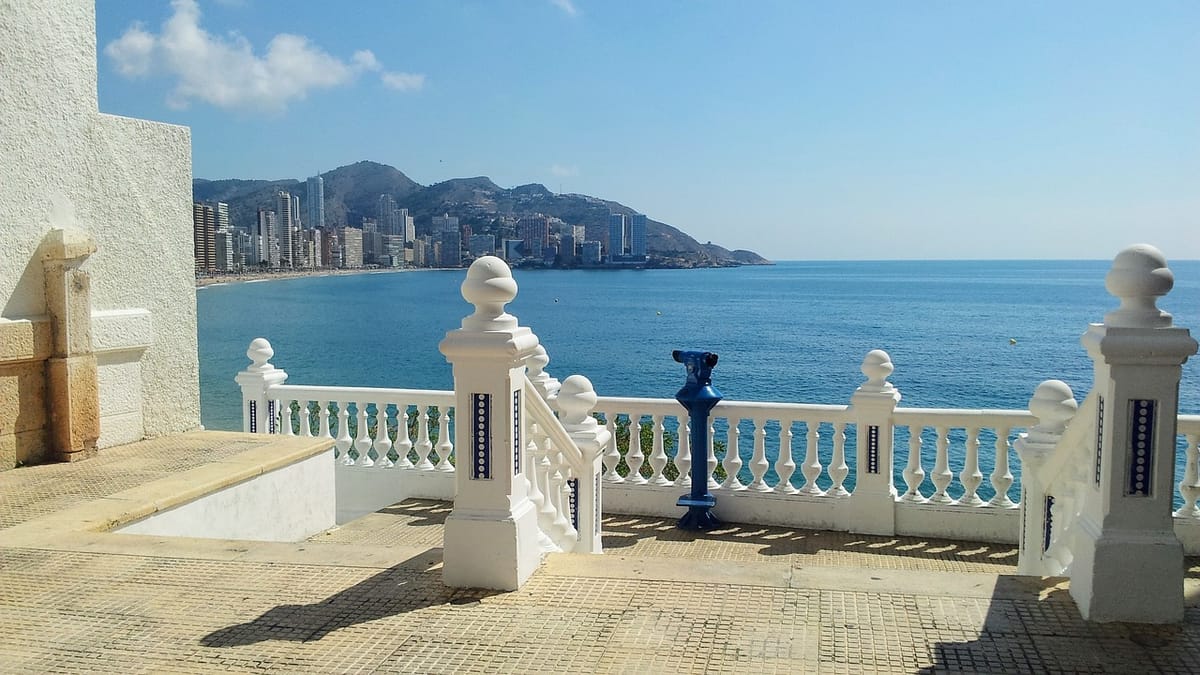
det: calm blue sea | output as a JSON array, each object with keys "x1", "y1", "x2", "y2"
[{"x1": 197, "y1": 260, "x2": 1200, "y2": 498}]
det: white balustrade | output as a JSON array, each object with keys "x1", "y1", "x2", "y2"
[{"x1": 1174, "y1": 415, "x2": 1200, "y2": 519}]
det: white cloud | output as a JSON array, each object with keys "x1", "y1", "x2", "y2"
[
  {"x1": 550, "y1": 0, "x2": 578, "y2": 17},
  {"x1": 550, "y1": 164, "x2": 579, "y2": 177},
  {"x1": 105, "y1": 0, "x2": 424, "y2": 113},
  {"x1": 381, "y1": 71, "x2": 426, "y2": 92}
]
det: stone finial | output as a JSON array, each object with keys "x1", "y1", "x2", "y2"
[
  {"x1": 1026, "y1": 379, "x2": 1077, "y2": 444},
  {"x1": 461, "y1": 256, "x2": 519, "y2": 331},
  {"x1": 246, "y1": 338, "x2": 275, "y2": 372},
  {"x1": 527, "y1": 345, "x2": 550, "y2": 379},
  {"x1": 1104, "y1": 244, "x2": 1174, "y2": 328},
  {"x1": 858, "y1": 349, "x2": 895, "y2": 393},
  {"x1": 557, "y1": 375, "x2": 599, "y2": 429}
]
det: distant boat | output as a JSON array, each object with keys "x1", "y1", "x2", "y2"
[{"x1": 1009, "y1": 338, "x2": 1018, "y2": 345}]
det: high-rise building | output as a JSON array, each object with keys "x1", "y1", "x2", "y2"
[
  {"x1": 469, "y1": 234, "x2": 495, "y2": 257},
  {"x1": 215, "y1": 202, "x2": 230, "y2": 232},
  {"x1": 439, "y1": 230, "x2": 462, "y2": 267},
  {"x1": 214, "y1": 227, "x2": 234, "y2": 272},
  {"x1": 381, "y1": 235, "x2": 406, "y2": 267},
  {"x1": 306, "y1": 175, "x2": 324, "y2": 230},
  {"x1": 401, "y1": 210, "x2": 415, "y2": 243},
  {"x1": 581, "y1": 241, "x2": 602, "y2": 265},
  {"x1": 191, "y1": 202, "x2": 216, "y2": 273},
  {"x1": 608, "y1": 213, "x2": 626, "y2": 259},
  {"x1": 630, "y1": 213, "x2": 648, "y2": 258},
  {"x1": 339, "y1": 227, "x2": 363, "y2": 268},
  {"x1": 432, "y1": 214, "x2": 459, "y2": 233},
  {"x1": 277, "y1": 191, "x2": 294, "y2": 268},
  {"x1": 377, "y1": 194, "x2": 397, "y2": 235},
  {"x1": 519, "y1": 215, "x2": 550, "y2": 258},
  {"x1": 255, "y1": 209, "x2": 278, "y2": 268}
]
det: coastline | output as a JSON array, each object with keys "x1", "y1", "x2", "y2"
[{"x1": 195, "y1": 267, "x2": 425, "y2": 287}]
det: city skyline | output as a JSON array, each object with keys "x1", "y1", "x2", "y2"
[{"x1": 99, "y1": 1, "x2": 1199, "y2": 260}]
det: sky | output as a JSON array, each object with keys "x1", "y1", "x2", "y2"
[{"x1": 95, "y1": 1, "x2": 1199, "y2": 260}]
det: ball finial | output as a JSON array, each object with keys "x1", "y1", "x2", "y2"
[
  {"x1": 557, "y1": 375, "x2": 598, "y2": 427},
  {"x1": 460, "y1": 256, "x2": 518, "y2": 331},
  {"x1": 859, "y1": 349, "x2": 895, "y2": 393},
  {"x1": 1027, "y1": 379, "x2": 1077, "y2": 441},
  {"x1": 246, "y1": 338, "x2": 274, "y2": 371},
  {"x1": 1104, "y1": 244, "x2": 1174, "y2": 328}
]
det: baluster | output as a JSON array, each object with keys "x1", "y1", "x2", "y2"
[
  {"x1": 930, "y1": 426, "x2": 953, "y2": 503},
  {"x1": 279, "y1": 399, "x2": 294, "y2": 436},
  {"x1": 775, "y1": 420, "x2": 797, "y2": 494},
  {"x1": 335, "y1": 403, "x2": 353, "y2": 465},
  {"x1": 626, "y1": 414, "x2": 647, "y2": 484},
  {"x1": 648, "y1": 413, "x2": 670, "y2": 485},
  {"x1": 435, "y1": 407, "x2": 455, "y2": 471},
  {"x1": 318, "y1": 400, "x2": 332, "y2": 440},
  {"x1": 1175, "y1": 434, "x2": 1200, "y2": 518},
  {"x1": 601, "y1": 412, "x2": 623, "y2": 483},
  {"x1": 373, "y1": 402, "x2": 393, "y2": 468},
  {"x1": 392, "y1": 403, "x2": 414, "y2": 468},
  {"x1": 720, "y1": 419, "x2": 745, "y2": 489},
  {"x1": 828, "y1": 422, "x2": 849, "y2": 495},
  {"x1": 748, "y1": 417, "x2": 771, "y2": 491},
  {"x1": 675, "y1": 417, "x2": 692, "y2": 487},
  {"x1": 354, "y1": 403, "x2": 374, "y2": 467},
  {"x1": 798, "y1": 421, "x2": 823, "y2": 495},
  {"x1": 707, "y1": 419, "x2": 720, "y2": 489},
  {"x1": 298, "y1": 401, "x2": 313, "y2": 437},
  {"x1": 902, "y1": 425, "x2": 926, "y2": 502},
  {"x1": 271, "y1": 398, "x2": 283, "y2": 435},
  {"x1": 535, "y1": 430, "x2": 560, "y2": 540},
  {"x1": 549, "y1": 449, "x2": 574, "y2": 543},
  {"x1": 414, "y1": 405, "x2": 435, "y2": 470},
  {"x1": 988, "y1": 427, "x2": 1015, "y2": 507},
  {"x1": 959, "y1": 426, "x2": 983, "y2": 505}
]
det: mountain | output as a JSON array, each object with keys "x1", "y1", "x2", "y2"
[{"x1": 192, "y1": 161, "x2": 770, "y2": 266}]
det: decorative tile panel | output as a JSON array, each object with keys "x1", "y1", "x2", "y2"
[
  {"x1": 268, "y1": 400, "x2": 277, "y2": 434},
  {"x1": 1043, "y1": 495, "x2": 1054, "y2": 552},
  {"x1": 594, "y1": 473, "x2": 602, "y2": 535},
  {"x1": 471, "y1": 393, "x2": 492, "y2": 480},
  {"x1": 1094, "y1": 395, "x2": 1105, "y2": 485},
  {"x1": 867, "y1": 425, "x2": 880, "y2": 474},
  {"x1": 1127, "y1": 399, "x2": 1156, "y2": 497},
  {"x1": 248, "y1": 400, "x2": 257, "y2": 433},
  {"x1": 568, "y1": 477, "x2": 579, "y2": 531},
  {"x1": 513, "y1": 390, "x2": 522, "y2": 476}
]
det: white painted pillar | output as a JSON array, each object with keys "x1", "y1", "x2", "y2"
[
  {"x1": 558, "y1": 375, "x2": 612, "y2": 554},
  {"x1": 234, "y1": 338, "x2": 288, "y2": 434},
  {"x1": 848, "y1": 350, "x2": 901, "y2": 535},
  {"x1": 1014, "y1": 380, "x2": 1077, "y2": 576},
  {"x1": 438, "y1": 257, "x2": 543, "y2": 590},
  {"x1": 1070, "y1": 245, "x2": 1198, "y2": 623}
]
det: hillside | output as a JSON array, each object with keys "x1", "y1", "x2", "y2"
[{"x1": 193, "y1": 161, "x2": 770, "y2": 266}]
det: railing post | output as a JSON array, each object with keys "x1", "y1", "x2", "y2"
[
  {"x1": 1014, "y1": 380, "x2": 1077, "y2": 576},
  {"x1": 438, "y1": 257, "x2": 542, "y2": 590},
  {"x1": 848, "y1": 350, "x2": 901, "y2": 535},
  {"x1": 557, "y1": 375, "x2": 611, "y2": 554},
  {"x1": 1071, "y1": 244, "x2": 1198, "y2": 623},
  {"x1": 234, "y1": 338, "x2": 287, "y2": 434}
]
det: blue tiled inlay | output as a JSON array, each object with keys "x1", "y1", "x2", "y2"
[
  {"x1": 594, "y1": 473, "x2": 602, "y2": 535},
  {"x1": 248, "y1": 400, "x2": 257, "y2": 433},
  {"x1": 268, "y1": 400, "x2": 277, "y2": 434},
  {"x1": 568, "y1": 477, "x2": 579, "y2": 531},
  {"x1": 867, "y1": 425, "x2": 880, "y2": 474},
  {"x1": 472, "y1": 393, "x2": 492, "y2": 480},
  {"x1": 1095, "y1": 395, "x2": 1105, "y2": 485},
  {"x1": 513, "y1": 390, "x2": 522, "y2": 476},
  {"x1": 1127, "y1": 399, "x2": 1156, "y2": 497},
  {"x1": 1043, "y1": 495, "x2": 1054, "y2": 552}
]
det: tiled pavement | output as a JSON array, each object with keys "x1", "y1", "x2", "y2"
[{"x1": 3, "y1": 433, "x2": 1200, "y2": 673}]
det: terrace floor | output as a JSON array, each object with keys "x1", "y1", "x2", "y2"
[{"x1": 3, "y1": 432, "x2": 1200, "y2": 673}]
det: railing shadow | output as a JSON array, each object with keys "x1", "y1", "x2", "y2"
[
  {"x1": 200, "y1": 548, "x2": 496, "y2": 647},
  {"x1": 600, "y1": 514, "x2": 1019, "y2": 568},
  {"x1": 375, "y1": 498, "x2": 453, "y2": 527}
]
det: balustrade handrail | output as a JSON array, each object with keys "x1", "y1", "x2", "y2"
[
  {"x1": 268, "y1": 382, "x2": 454, "y2": 404},
  {"x1": 524, "y1": 375, "x2": 586, "y2": 475},
  {"x1": 893, "y1": 407, "x2": 1033, "y2": 426},
  {"x1": 1181, "y1": 414, "x2": 1200, "y2": 435},
  {"x1": 1042, "y1": 390, "x2": 1098, "y2": 485}
]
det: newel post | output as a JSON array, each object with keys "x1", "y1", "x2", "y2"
[
  {"x1": 1014, "y1": 380, "x2": 1077, "y2": 576},
  {"x1": 848, "y1": 350, "x2": 902, "y2": 535},
  {"x1": 558, "y1": 375, "x2": 611, "y2": 554},
  {"x1": 1071, "y1": 244, "x2": 1198, "y2": 623},
  {"x1": 234, "y1": 338, "x2": 288, "y2": 434},
  {"x1": 438, "y1": 256, "x2": 542, "y2": 590}
]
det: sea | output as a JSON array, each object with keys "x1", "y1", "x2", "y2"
[{"x1": 198, "y1": 260, "x2": 1200, "y2": 500}]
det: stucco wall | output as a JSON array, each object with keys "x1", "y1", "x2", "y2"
[{"x1": 0, "y1": 0, "x2": 200, "y2": 455}]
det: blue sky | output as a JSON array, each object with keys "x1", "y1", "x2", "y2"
[{"x1": 95, "y1": 1, "x2": 1199, "y2": 260}]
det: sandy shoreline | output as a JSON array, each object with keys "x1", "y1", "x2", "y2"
[{"x1": 195, "y1": 267, "x2": 440, "y2": 287}]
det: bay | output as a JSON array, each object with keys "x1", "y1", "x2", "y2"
[{"x1": 198, "y1": 260, "x2": 1200, "y2": 499}]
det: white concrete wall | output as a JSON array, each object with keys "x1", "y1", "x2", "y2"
[
  {"x1": 117, "y1": 449, "x2": 337, "y2": 542},
  {"x1": 0, "y1": 0, "x2": 200, "y2": 446}
]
